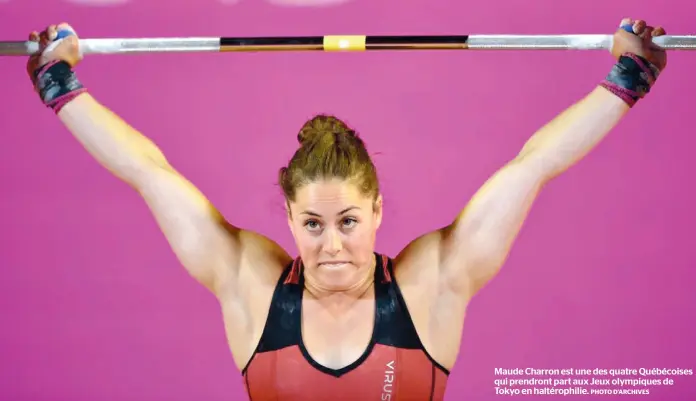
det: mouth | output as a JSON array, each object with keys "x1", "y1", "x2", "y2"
[{"x1": 318, "y1": 261, "x2": 350, "y2": 268}]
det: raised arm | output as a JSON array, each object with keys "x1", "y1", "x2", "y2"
[
  {"x1": 28, "y1": 24, "x2": 289, "y2": 298},
  {"x1": 435, "y1": 18, "x2": 667, "y2": 298},
  {"x1": 58, "y1": 94, "x2": 254, "y2": 294}
]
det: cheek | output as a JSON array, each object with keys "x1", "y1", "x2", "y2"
[
  {"x1": 294, "y1": 229, "x2": 319, "y2": 250},
  {"x1": 345, "y1": 221, "x2": 377, "y2": 248}
]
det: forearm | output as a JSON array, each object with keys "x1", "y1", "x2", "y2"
[
  {"x1": 517, "y1": 86, "x2": 630, "y2": 180},
  {"x1": 443, "y1": 87, "x2": 631, "y2": 294},
  {"x1": 57, "y1": 93, "x2": 169, "y2": 187}
]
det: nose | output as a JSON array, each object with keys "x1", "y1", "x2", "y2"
[{"x1": 322, "y1": 228, "x2": 343, "y2": 255}]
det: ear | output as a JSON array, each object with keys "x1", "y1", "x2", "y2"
[{"x1": 373, "y1": 194, "x2": 383, "y2": 229}]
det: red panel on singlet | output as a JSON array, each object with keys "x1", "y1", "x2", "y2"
[
  {"x1": 243, "y1": 344, "x2": 447, "y2": 401},
  {"x1": 241, "y1": 254, "x2": 450, "y2": 401}
]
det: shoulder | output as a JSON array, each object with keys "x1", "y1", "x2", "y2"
[
  {"x1": 217, "y1": 230, "x2": 293, "y2": 300},
  {"x1": 392, "y1": 230, "x2": 444, "y2": 287}
]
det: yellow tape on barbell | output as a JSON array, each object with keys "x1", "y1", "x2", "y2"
[{"x1": 323, "y1": 35, "x2": 367, "y2": 51}]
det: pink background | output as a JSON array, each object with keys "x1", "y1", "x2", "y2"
[{"x1": 1, "y1": 0, "x2": 695, "y2": 400}]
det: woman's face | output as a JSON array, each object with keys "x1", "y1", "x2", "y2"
[{"x1": 287, "y1": 178, "x2": 382, "y2": 292}]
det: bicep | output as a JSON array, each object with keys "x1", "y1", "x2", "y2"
[
  {"x1": 136, "y1": 165, "x2": 244, "y2": 293},
  {"x1": 440, "y1": 158, "x2": 546, "y2": 294}
]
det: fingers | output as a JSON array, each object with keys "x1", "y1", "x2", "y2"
[
  {"x1": 621, "y1": 19, "x2": 651, "y2": 38},
  {"x1": 619, "y1": 18, "x2": 665, "y2": 37},
  {"x1": 652, "y1": 26, "x2": 666, "y2": 37},
  {"x1": 47, "y1": 25, "x2": 58, "y2": 40},
  {"x1": 30, "y1": 22, "x2": 76, "y2": 43},
  {"x1": 633, "y1": 20, "x2": 647, "y2": 35},
  {"x1": 33, "y1": 23, "x2": 74, "y2": 46},
  {"x1": 26, "y1": 55, "x2": 40, "y2": 78},
  {"x1": 27, "y1": 29, "x2": 44, "y2": 76},
  {"x1": 633, "y1": 20, "x2": 659, "y2": 48},
  {"x1": 56, "y1": 22, "x2": 74, "y2": 33},
  {"x1": 27, "y1": 24, "x2": 61, "y2": 76},
  {"x1": 38, "y1": 25, "x2": 57, "y2": 48},
  {"x1": 618, "y1": 17, "x2": 667, "y2": 57},
  {"x1": 649, "y1": 26, "x2": 667, "y2": 51}
]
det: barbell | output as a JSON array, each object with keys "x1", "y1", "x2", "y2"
[{"x1": 0, "y1": 34, "x2": 694, "y2": 56}]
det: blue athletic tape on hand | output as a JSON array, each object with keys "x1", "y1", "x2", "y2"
[
  {"x1": 55, "y1": 29, "x2": 75, "y2": 40},
  {"x1": 621, "y1": 24, "x2": 635, "y2": 34}
]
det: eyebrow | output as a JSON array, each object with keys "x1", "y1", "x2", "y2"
[{"x1": 300, "y1": 206, "x2": 360, "y2": 217}]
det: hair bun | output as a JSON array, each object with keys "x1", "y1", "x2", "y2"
[{"x1": 297, "y1": 114, "x2": 356, "y2": 145}]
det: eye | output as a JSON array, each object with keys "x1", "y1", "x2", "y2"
[
  {"x1": 304, "y1": 219, "x2": 321, "y2": 231},
  {"x1": 342, "y1": 217, "x2": 358, "y2": 228}
]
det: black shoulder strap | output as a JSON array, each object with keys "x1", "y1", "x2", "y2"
[
  {"x1": 254, "y1": 261, "x2": 303, "y2": 353},
  {"x1": 374, "y1": 256, "x2": 423, "y2": 349}
]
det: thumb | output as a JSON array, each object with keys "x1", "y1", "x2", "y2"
[{"x1": 45, "y1": 26, "x2": 82, "y2": 67}]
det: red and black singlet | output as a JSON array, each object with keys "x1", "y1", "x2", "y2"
[{"x1": 241, "y1": 253, "x2": 450, "y2": 401}]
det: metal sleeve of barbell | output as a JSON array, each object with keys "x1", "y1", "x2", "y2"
[{"x1": 1, "y1": 35, "x2": 695, "y2": 56}]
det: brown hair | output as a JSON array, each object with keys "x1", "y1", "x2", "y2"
[{"x1": 278, "y1": 114, "x2": 379, "y2": 205}]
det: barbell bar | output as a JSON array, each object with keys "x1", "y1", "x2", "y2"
[{"x1": 1, "y1": 34, "x2": 695, "y2": 56}]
